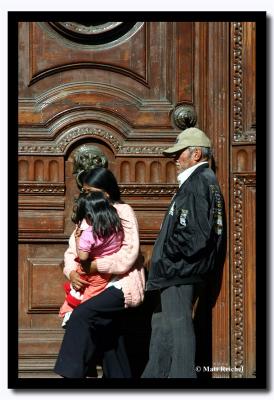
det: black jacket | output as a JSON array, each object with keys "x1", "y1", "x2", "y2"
[{"x1": 146, "y1": 163, "x2": 225, "y2": 290}]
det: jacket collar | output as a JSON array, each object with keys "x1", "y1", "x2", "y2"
[{"x1": 177, "y1": 162, "x2": 209, "y2": 187}]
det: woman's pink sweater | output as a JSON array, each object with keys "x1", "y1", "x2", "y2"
[{"x1": 63, "y1": 203, "x2": 145, "y2": 308}]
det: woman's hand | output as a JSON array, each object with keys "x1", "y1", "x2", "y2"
[{"x1": 69, "y1": 270, "x2": 88, "y2": 291}]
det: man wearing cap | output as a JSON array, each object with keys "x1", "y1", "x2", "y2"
[{"x1": 142, "y1": 127, "x2": 225, "y2": 378}]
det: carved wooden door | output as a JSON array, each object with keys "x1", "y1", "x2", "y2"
[{"x1": 18, "y1": 19, "x2": 257, "y2": 379}]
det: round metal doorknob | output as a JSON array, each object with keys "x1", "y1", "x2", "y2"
[{"x1": 173, "y1": 105, "x2": 197, "y2": 130}]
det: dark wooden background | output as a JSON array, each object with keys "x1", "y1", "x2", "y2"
[{"x1": 18, "y1": 20, "x2": 256, "y2": 378}]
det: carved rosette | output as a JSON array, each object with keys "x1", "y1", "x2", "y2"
[
  {"x1": 172, "y1": 105, "x2": 197, "y2": 130},
  {"x1": 231, "y1": 174, "x2": 256, "y2": 377}
]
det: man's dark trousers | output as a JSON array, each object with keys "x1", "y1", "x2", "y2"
[{"x1": 142, "y1": 284, "x2": 197, "y2": 378}]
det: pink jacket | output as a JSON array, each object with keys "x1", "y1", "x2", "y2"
[{"x1": 63, "y1": 203, "x2": 145, "y2": 308}]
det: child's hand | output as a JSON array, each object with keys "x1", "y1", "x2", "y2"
[
  {"x1": 80, "y1": 259, "x2": 94, "y2": 274},
  {"x1": 75, "y1": 225, "x2": 82, "y2": 254},
  {"x1": 79, "y1": 259, "x2": 98, "y2": 275},
  {"x1": 74, "y1": 226, "x2": 82, "y2": 239}
]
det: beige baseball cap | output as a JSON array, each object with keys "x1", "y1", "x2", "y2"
[{"x1": 163, "y1": 127, "x2": 211, "y2": 156}]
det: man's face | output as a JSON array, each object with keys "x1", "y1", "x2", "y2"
[{"x1": 173, "y1": 147, "x2": 196, "y2": 175}]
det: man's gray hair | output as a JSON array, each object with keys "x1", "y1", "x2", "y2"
[{"x1": 188, "y1": 146, "x2": 212, "y2": 160}]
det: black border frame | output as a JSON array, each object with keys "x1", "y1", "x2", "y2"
[{"x1": 9, "y1": 10, "x2": 267, "y2": 391}]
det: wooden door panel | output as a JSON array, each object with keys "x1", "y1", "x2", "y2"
[
  {"x1": 19, "y1": 21, "x2": 193, "y2": 133},
  {"x1": 18, "y1": 243, "x2": 67, "y2": 377},
  {"x1": 29, "y1": 22, "x2": 147, "y2": 85},
  {"x1": 19, "y1": 244, "x2": 67, "y2": 321}
]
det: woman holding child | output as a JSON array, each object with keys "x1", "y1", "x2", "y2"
[{"x1": 54, "y1": 167, "x2": 145, "y2": 378}]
